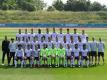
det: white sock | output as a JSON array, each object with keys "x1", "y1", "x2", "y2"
[
  {"x1": 21, "y1": 60, "x2": 24, "y2": 68},
  {"x1": 15, "y1": 60, "x2": 17, "y2": 67},
  {"x1": 87, "y1": 60, "x2": 89, "y2": 66}
]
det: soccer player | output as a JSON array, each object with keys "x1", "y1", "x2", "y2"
[
  {"x1": 86, "y1": 37, "x2": 91, "y2": 65},
  {"x1": 72, "y1": 29, "x2": 79, "y2": 43},
  {"x1": 97, "y1": 38, "x2": 105, "y2": 65},
  {"x1": 58, "y1": 43, "x2": 66, "y2": 67},
  {"x1": 70, "y1": 36, "x2": 75, "y2": 50},
  {"x1": 51, "y1": 28, "x2": 57, "y2": 42},
  {"x1": 73, "y1": 44, "x2": 81, "y2": 67},
  {"x1": 28, "y1": 28, "x2": 35, "y2": 41},
  {"x1": 24, "y1": 44, "x2": 32, "y2": 67},
  {"x1": 16, "y1": 29, "x2": 23, "y2": 41},
  {"x1": 81, "y1": 44, "x2": 89, "y2": 67},
  {"x1": 9, "y1": 38, "x2": 16, "y2": 66},
  {"x1": 65, "y1": 28, "x2": 71, "y2": 43},
  {"x1": 33, "y1": 44, "x2": 40, "y2": 67},
  {"x1": 40, "y1": 44, "x2": 48, "y2": 66},
  {"x1": 37, "y1": 29, "x2": 43, "y2": 43},
  {"x1": 57, "y1": 28, "x2": 64, "y2": 43},
  {"x1": 66, "y1": 44, "x2": 72, "y2": 67},
  {"x1": 51, "y1": 44, "x2": 57, "y2": 66},
  {"x1": 45, "y1": 28, "x2": 51, "y2": 42},
  {"x1": 23, "y1": 29, "x2": 29, "y2": 42},
  {"x1": 14, "y1": 44, "x2": 24, "y2": 68},
  {"x1": 90, "y1": 37, "x2": 97, "y2": 66},
  {"x1": 80, "y1": 30, "x2": 88, "y2": 43}
]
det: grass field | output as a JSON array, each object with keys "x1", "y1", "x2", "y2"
[{"x1": 0, "y1": 28, "x2": 107, "y2": 80}]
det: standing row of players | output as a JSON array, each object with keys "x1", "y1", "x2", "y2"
[{"x1": 9, "y1": 28, "x2": 105, "y2": 68}]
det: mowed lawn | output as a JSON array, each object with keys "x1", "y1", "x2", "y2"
[{"x1": 0, "y1": 28, "x2": 107, "y2": 80}]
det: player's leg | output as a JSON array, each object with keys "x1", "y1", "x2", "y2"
[
  {"x1": 14, "y1": 57, "x2": 18, "y2": 68},
  {"x1": 101, "y1": 52, "x2": 104, "y2": 65},
  {"x1": 95, "y1": 52, "x2": 97, "y2": 66},
  {"x1": 98, "y1": 52, "x2": 100, "y2": 64},
  {"x1": 20, "y1": 57, "x2": 24, "y2": 68}
]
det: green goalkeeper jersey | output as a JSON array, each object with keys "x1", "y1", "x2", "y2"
[
  {"x1": 57, "y1": 48, "x2": 66, "y2": 56},
  {"x1": 40, "y1": 48, "x2": 48, "y2": 57},
  {"x1": 51, "y1": 48, "x2": 57, "y2": 56}
]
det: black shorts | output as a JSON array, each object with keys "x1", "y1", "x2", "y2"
[
  {"x1": 35, "y1": 57, "x2": 39, "y2": 61},
  {"x1": 75, "y1": 57, "x2": 79, "y2": 60},
  {"x1": 67, "y1": 56, "x2": 71, "y2": 60},
  {"x1": 91, "y1": 51, "x2": 97, "y2": 56},
  {"x1": 82, "y1": 56, "x2": 88, "y2": 61},
  {"x1": 98, "y1": 52, "x2": 104, "y2": 57},
  {"x1": 88, "y1": 51, "x2": 91, "y2": 57},
  {"x1": 16, "y1": 57, "x2": 23, "y2": 61},
  {"x1": 25, "y1": 57, "x2": 31, "y2": 60}
]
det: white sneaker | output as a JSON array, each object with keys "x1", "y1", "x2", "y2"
[{"x1": 1, "y1": 64, "x2": 4, "y2": 66}]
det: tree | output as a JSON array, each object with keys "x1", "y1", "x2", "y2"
[
  {"x1": 53, "y1": 0, "x2": 64, "y2": 11},
  {"x1": 47, "y1": 6, "x2": 56, "y2": 11}
]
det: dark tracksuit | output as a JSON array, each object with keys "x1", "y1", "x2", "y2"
[{"x1": 2, "y1": 40, "x2": 10, "y2": 65}]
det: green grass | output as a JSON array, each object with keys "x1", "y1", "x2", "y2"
[
  {"x1": 0, "y1": 28, "x2": 107, "y2": 80},
  {"x1": 0, "y1": 10, "x2": 107, "y2": 23}
]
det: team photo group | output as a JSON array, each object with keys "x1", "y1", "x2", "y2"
[{"x1": 2, "y1": 28, "x2": 105, "y2": 68}]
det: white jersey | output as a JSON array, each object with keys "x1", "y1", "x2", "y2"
[
  {"x1": 97, "y1": 42, "x2": 105, "y2": 52},
  {"x1": 51, "y1": 33, "x2": 57, "y2": 42},
  {"x1": 73, "y1": 48, "x2": 80, "y2": 57},
  {"x1": 57, "y1": 33, "x2": 64, "y2": 42},
  {"x1": 16, "y1": 33, "x2": 23, "y2": 41},
  {"x1": 37, "y1": 34, "x2": 43, "y2": 42},
  {"x1": 28, "y1": 33, "x2": 35, "y2": 41},
  {"x1": 69, "y1": 42, "x2": 75, "y2": 50},
  {"x1": 33, "y1": 49, "x2": 40, "y2": 57},
  {"x1": 65, "y1": 33, "x2": 71, "y2": 43},
  {"x1": 80, "y1": 34, "x2": 88, "y2": 43},
  {"x1": 90, "y1": 41, "x2": 97, "y2": 51},
  {"x1": 30, "y1": 41, "x2": 36, "y2": 50},
  {"x1": 63, "y1": 42, "x2": 67, "y2": 49},
  {"x1": 9, "y1": 42, "x2": 17, "y2": 52},
  {"x1": 82, "y1": 49, "x2": 88, "y2": 56},
  {"x1": 72, "y1": 33, "x2": 79, "y2": 43},
  {"x1": 47, "y1": 42, "x2": 52, "y2": 49},
  {"x1": 52, "y1": 41, "x2": 60, "y2": 48},
  {"x1": 23, "y1": 33, "x2": 29, "y2": 41},
  {"x1": 66, "y1": 49, "x2": 72, "y2": 56},
  {"x1": 86, "y1": 41, "x2": 91, "y2": 51},
  {"x1": 77, "y1": 42, "x2": 83, "y2": 51},
  {"x1": 45, "y1": 33, "x2": 51, "y2": 42},
  {"x1": 25, "y1": 49, "x2": 32, "y2": 57},
  {"x1": 15, "y1": 49, "x2": 24, "y2": 57}
]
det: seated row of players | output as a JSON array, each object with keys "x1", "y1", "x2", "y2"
[{"x1": 9, "y1": 28, "x2": 105, "y2": 68}]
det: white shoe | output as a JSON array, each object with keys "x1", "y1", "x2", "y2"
[{"x1": 1, "y1": 64, "x2": 4, "y2": 66}]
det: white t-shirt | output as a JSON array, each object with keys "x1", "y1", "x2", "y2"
[
  {"x1": 25, "y1": 49, "x2": 32, "y2": 57},
  {"x1": 66, "y1": 48, "x2": 72, "y2": 56},
  {"x1": 97, "y1": 42, "x2": 105, "y2": 52},
  {"x1": 15, "y1": 49, "x2": 24, "y2": 57},
  {"x1": 80, "y1": 34, "x2": 88, "y2": 43},
  {"x1": 73, "y1": 48, "x2": 80, "y2": 57},
  {"x1": 82, "y1": 49, "x2": 88, "y2": 57},
  {"x1": 90, "y1": 41, "x2": 97, "y2": 51}
]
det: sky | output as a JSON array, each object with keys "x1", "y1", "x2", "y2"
[{"x1": 44, "y1": 0, "x2": 107, "y2": 7}]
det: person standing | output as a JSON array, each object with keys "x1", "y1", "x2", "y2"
[
  {"x1": 2, "y1": 36, "x2": 10, "y2": 66},
  {"x1": 9, "y1": 38, "x2": 16, "y2": 66}
]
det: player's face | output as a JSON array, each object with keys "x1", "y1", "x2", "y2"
[
  {"x1": 25, "y1": 29, "x2": 27, "y2": 34},
  {"x1": 46, "y1": 28, "x2": 49, "y2": 34},
  {"x1": 5, "y1": 36, "x2": 7, "y2": 40},
  {"x1": 99, "y1": 38, "x2": 101, "y2": 42},
  {"x1": 82, "y1": 30, "x2": 85, "y2": 34},
  {"x1": 27, "y1": 45, "x2": 30, "y2": 49},
  {"x1": 18, "y1": 46, "x2": 22, "y2": 50},
  {"x1": 86, "y1": 37, "x2": 88, "y2": 41},
  {"x1": 74, "y1": 29, "x2": 77, "y2": 34},
  {"x1": 92, "y1": 37, "x2": 95, "y2": 41},
  {"x1": 11, "y1": 39, "x2": 14, "y2": 43},
  {"x1": 19, "y1": 29, "x2": 21, "y2": 34},
  {"x1": 53, "y1": 28, "x2": 55, "y2": 33},
  {"x1": 31, "y1": 29, "x2": 33, "y2": 34},
  {"x1": 70, "y1": 36, "x2": 73, "y2": 42},
  {"x1": 83, "y1": 45, "x2": 86, "y2": 50},
  {"x1": 38, "y1": 29, "x2": 41, "y2": 34},
  {"x1": 67, "y1": 29, "x2": 69, "y2": 34},
  {"x1": 75, "y1": 44, "x2": 78, "y2": 49},
  {"x1": 60, "y1": 28, "x2": 62, "y2": 34}
]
